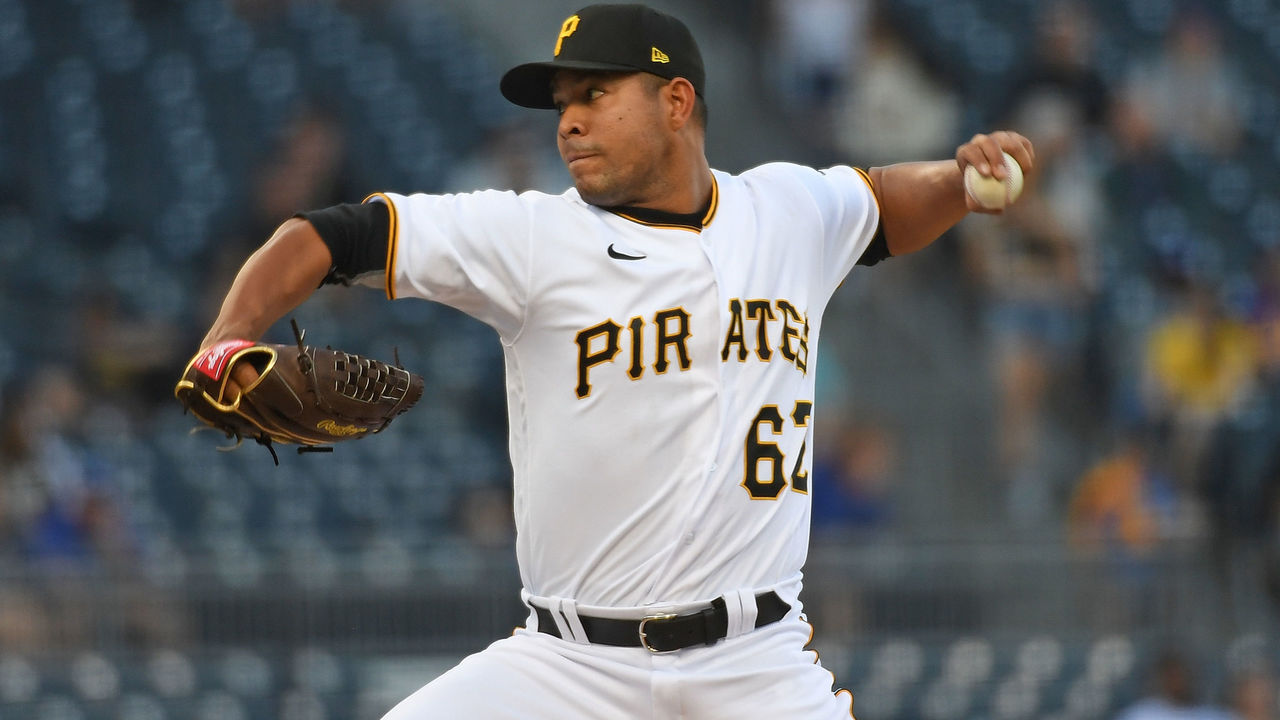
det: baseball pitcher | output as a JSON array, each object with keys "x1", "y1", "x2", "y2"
[{"x1": 186, "y1": 4, "x2": 1034, "y2": 717}]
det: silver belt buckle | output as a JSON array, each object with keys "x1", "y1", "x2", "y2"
[{"x1": 638, "y1": 613, "x2": 678, "y2": 653}]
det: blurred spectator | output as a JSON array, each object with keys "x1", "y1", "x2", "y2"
[
  {"x1": 3, "y1": 0, "x2": 1278, "y2": 681},
  {"x1": 0, "y1": 368, "x2": 184, "y2": 648},
  {"x1": 1067, "y1": 428, "x2": 1179, "y2": 561},
  {"x1": 198, "y1": 100, "x2": 358, "y2": 339},
  {"x1": 1122, "y1": 6, "x2": 1245, "y2": 157},
  {"x1": 1000, "y1": 0, "x2": 1111, "y2": 133},
  {"x1": 248, "y1": 101, "x2": 353, "y2": 243},
  {"x1": 0, "y1": 367, "x2": 132, "y2": 573},
  {"x1": 201, "y1": 100, "x2": 355, "y2": 303},
  {"x1": 0, "y1": 368, "x2": 125, "y2": 648},
  {"x1": 79, "y1": 287, "x2": 183, "y2": 408},
  {"x1": 1251, "y1": 251, "x2": 1280, "y2": 353},
  {"x1": 1226, "y1": 665, "x2": 1278, "y2": 720},
  {"x1": 0, "y1": 587, "x2": 49, "y2": 653},
  {"x1": 960, "y1": 84, "x2": 1102, "y2": 527},
  {"x1": 811, "y1": 421, "x2": 896, "y2": 536},
  {"x1": 1199, "y1": 253, "x2": 1280, "y2": 629},
  {"x1": 1143, "y1": 281, "x2": 1259, "y2": 492},
  {"x1": 445, "y1": 119, "x2": 571, "y2": 195},
  {"x1": 1200, "y1": 399, "x2": 1280, "y2": 630},
  {"x1": 1116, "y1": 648, "x2": 1237, "y2": 720},
  {"x1": 764, "y1": 0, "x2": 871, "y2": 156},
  {"x1": 832, "y1": 5, "x2": 961, "y2": 167},
  {"x1": 1100, "y1": 89, "x2": 1185, "y2": 261}
]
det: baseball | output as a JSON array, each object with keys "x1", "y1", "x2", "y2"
[{"x1": 964, "y1": 151, "x2": 1024, "y2": 210}]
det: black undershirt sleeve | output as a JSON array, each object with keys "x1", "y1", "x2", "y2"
[
  {"x1": 856, "y1": 223, "x2": 891, "y2": 266},
  {"x1": 295, "y1": 201, "x2": 390, "y2": 286}
]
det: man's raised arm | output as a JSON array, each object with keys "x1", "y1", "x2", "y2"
[{"x1": 870, "y1": 130, "x2": 1035, "y2": 257}]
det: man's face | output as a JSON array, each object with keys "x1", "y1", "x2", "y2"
[{"x1": 550, "y1": 70, "x2": 674, "y2": 208}]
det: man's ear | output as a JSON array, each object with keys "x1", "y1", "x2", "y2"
[{"x1": 666, "y1": 77, "x2": 697, "y2": 129}]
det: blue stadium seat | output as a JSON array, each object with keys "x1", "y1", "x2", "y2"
[
  {"x1": 115, "y1": 691, "x2": 169, "y2": 720},
  {"x1": 989, "y1": 672, "x2": 1042, "y2": 720},
  {"x1": 940, "y1": 636, "x2": 996, "y2": 687},
  {"x1": 1014, "y1": 635, "x2": 1065, "y2": 687},
  {"x1": 31, "y1": 693, "x2": 87, "y2": 720},
  {"x1": 216, "y1": 649, "x2": 275, "y2": 701},
  {"x1": 0, "y1": 653, "x2": 41, "y2": 704},
  {"x1": 290, "y1": 647, "x2": 345, "y2": 695},
  {"x1": 191, "y1": 689, "x2": 250, "y2": 720},
  {"x1": 69, "y1": 652, "x2": 122, "y2": 704},
  {"x1": 143, "y1": 651, "x2": 197, "y2": 702},
  {"x1": 918, "y1": 676, "x2": 975, "y2": 720},
  {"x1": 358, "y1": 535, "x2": 415, "y2": 589}
]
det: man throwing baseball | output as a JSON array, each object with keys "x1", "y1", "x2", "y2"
[{"x1": 193, "y1": 4, "x2": 1033, "y2": 718}]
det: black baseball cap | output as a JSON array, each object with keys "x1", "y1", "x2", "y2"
[{"x1": 500, "y1": 4, "x2": 705, "y2": 110}]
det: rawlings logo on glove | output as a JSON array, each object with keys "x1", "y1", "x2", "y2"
[
  {"x1": 175, "y1": 320, "x2": 424, "y2": 463},
  {"x1": 316, "y1": 419, "x2": 367, "y2": 437}
]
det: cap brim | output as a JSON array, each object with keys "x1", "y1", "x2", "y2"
[{"x1": 500, "y1": 60, "x2": 647, "y2": 109}]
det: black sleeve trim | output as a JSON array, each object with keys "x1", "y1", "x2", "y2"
[
  {"x1": 296, "y1": 202, "x2": 390, "y2": 286},
  {"x1": 856, "y1": 223, "x2": 891, "y2": 266}
]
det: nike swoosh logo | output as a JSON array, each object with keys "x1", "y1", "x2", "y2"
[{"x1": 607, "y1": 244, "x2": 646, "y2": 261}]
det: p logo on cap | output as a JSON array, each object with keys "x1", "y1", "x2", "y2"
[
  {"x1": 555, "y1": 14, "x2": 580, "y2": 56},
  {"x1": 501, "y1": 4, "x2": 706, "y2": 110}
]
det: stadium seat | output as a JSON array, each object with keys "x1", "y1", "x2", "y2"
[
  {"x1": 115, "y1": 691, "x2": 169, "y2": 720},
  {"x1": 1014, "y1": 635, "x2": 1065, "y2": 686},
  {"x1": 145, "y1": 650, "x2": 197, "y2": 700},
  {"x1": 940, "y1": 636, "x2": 996, "y2": 687},
  {"x1": 69, "y1": 652, "x2": 121, "y2": 703},
  {"x1": 216, "y1": 649, "x2": 274, "y2": 700},
  {"x1": 0, "y1": 653, "x2": 41, "y2": 704}
]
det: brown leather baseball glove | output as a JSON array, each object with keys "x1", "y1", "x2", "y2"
[{"x1": 175, "y1": 321, "x2": 424, "y2": 462}]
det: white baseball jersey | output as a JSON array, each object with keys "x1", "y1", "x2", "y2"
[{"x1": 369, "y1": 162, "x2": 879, "y2": 611}]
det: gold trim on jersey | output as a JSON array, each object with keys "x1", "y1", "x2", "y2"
[
  {"x1": 364, "y1": 192, "x2": 399, "y2": 300},
  {"x1": 851, "y1": 166, "x2": 880, "y2": 219},
  {"x1": 701, "y1": 174, "x2": 719, "y2": 226},
  {"x1": 607, "y1": 175, "x2": 719, "y2": 233},
  {"x1": 844, "y1": 166, "x2": 886, "y2": 281}
]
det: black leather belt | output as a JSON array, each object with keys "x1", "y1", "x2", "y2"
[{"x1": 533, "y1": 591, "x2": 790, "y2": 653}]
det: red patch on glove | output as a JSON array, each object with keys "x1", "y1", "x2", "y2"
[{"x1": 194, "y1": 340, "x2": 255, "y2": 380}]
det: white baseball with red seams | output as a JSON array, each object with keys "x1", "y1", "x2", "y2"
[
  {"x1": 964, "y1": 150, "x2": 1025, "y2": 210},
  {"x1": 369, "y1": 162, "x2": 878, "y2": 718}
]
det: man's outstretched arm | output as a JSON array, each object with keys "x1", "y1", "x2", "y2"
[
  {"x1": 870, "y1": 131, "x2": 1035, "y2": 257},
  {"x1": 200, "y1": 218, "x2": 333, "y2": 349}
]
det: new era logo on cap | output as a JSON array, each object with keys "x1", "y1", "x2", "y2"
[{"x1": 501, "y1": 4, "x2": 705, "y2": 109}]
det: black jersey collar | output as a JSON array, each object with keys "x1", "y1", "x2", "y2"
[{"x1": 603, "y1": 176, "x2": 719, "y2": 233}]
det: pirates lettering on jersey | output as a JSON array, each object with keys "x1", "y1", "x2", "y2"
[
  {"x1": 574, "y1": 299, "x2": 810, "y2": 399},
  {"x1": 574, "y1": 307, "x2": 692, "y2": 398},
  {"x1": 719, "y1": 298, "x2": 810, "y2": 373}
]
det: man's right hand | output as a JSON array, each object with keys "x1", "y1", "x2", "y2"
[{"x1": 225, "y1": 360, "x2": 261, "y2": 401}]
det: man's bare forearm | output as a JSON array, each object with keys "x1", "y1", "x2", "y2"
[
  {"x1": 871, "y1": 160, "x2": 970, "y2": 257},
  {"x1": 870, "y1": 131, "x2": 1035, "y2": 257},
  {"x1": 200, "y1": 218, "x2": 333, "y2": 348}
]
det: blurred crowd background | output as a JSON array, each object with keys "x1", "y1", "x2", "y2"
[{"x1": 2, "y1": 0, "x2": 1280, "y2": 718}]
